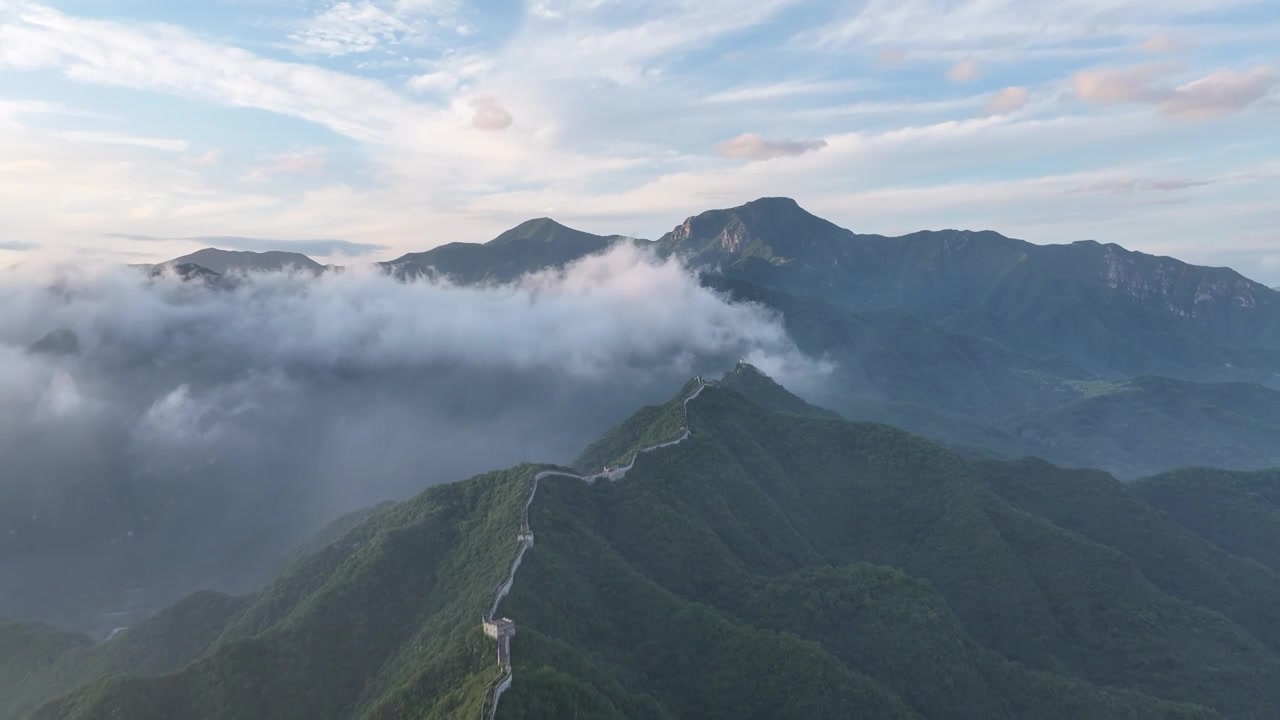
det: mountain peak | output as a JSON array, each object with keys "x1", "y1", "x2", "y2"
[
  {"x1": 487, "y1": 217, "x2": 609, "y2": 247},
  {"x1": 508, "y1": 216, "x2": 564, "y2": 234},
  {"x1": 657, "y1": 196, "x2": 849, "y2": 263},
  {"x1": 384, "y1": 217, "x2": 630, "y2": 285},
  {"x1": 165, "y1": 248, "x2": 323, "y2": 275},
  {"x1": 741, "y1": 196, "x2": 801, "y2": 209},
  {"x1": 721, "y1": 361, "x2": 841, "y2": 419}
]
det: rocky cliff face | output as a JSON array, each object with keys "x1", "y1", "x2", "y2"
[
  {"x1": 1088, "y1": 242, "x2": 1271, "y2": 318},
  {"x1": 659, "y1": 200, "x2": 1280, "y2": 347}
]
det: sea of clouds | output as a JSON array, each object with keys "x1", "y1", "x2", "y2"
[{"x1": 0, "y1": 243, "x2": 830, "y2": 631}]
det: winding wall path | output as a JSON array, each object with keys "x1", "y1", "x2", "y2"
[{"x1": 479, "y1": 378, "x2": 712, "y2": 720}]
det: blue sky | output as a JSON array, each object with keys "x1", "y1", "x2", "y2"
[{"x1": 1, "y1": 0, "x2": 1278, "y2": 282}]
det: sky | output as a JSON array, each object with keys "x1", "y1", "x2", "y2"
[{"x1": 1, "y1": 0, "x2": 1279, "y2": 282}]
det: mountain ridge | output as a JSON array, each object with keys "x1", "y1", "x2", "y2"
[
  {"x1": 656, "y1": 199, "x2": 1278, "y2": 345},
  {"x1": 125, "y1": 199, "x2": 1280, "y2": 479},
  {"x1": 13, "y1": 368, "x2": 1280, "y2": 719},
  {"x1": 500, "y1": 376, "x2": 1280, "y2": 718},
  {"x1": 381, "y1": 218, "x2": 638, "y2": 284},
  {"x1": 159, "y1": 248, "x2": 325, "y2": 275},
  {"x1": 368, "y1": 198, "x2": 1280, "y2": 384}
]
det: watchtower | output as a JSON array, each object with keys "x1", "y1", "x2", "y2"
[{"x1": 482, "y1": 617, "x2": 516, "y2": 668}]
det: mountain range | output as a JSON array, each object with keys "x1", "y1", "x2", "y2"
[
  {"x1": 145, "y1": 197, "x2": 1280, "y2": 479},
  {"x1": 12, "y1": 198, "x2": 1274, "y2": 718},
  {"x1": 8, "y1": 366, "x2": 1280, "y2": 719}
]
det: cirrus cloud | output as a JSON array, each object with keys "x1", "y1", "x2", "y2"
[
  {"x1": 982, "y1": 87, "x2": 1030, "y2": 116},
  {"x1": 1073, "y1": 63, "x2": 1277, "y2": 119},
  {"x1": 716, "y1": 133, "x2": 828, "y2": 161},
  {"x1": 1161, "y1": 66, "x2": 1277, "y2": 119}
]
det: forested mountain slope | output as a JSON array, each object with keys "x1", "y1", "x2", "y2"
[
  {"x1": 498, "y1": 383, "x2": 1280, "y2": 718},
  {"x1": 14, "y1": 372, "x2": 1280, "y2": 719},
  {"x1": 7, "y1": 467, "x2": 540, "y2": 720}
]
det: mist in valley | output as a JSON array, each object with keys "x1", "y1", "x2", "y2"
[{"x1": 0, "y1": 244, "x2": 829, "y2": 634}]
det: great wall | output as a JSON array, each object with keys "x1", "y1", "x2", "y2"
[{"x1": 478, "y1": 377, "x2": 712, "y2": 720}]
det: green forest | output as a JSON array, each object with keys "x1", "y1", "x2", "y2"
[{"x1": 7, "y1": 371, "x2": 1280, "y2": 719}]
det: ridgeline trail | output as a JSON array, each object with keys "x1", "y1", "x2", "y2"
[{"x1": 478, "y1": 378, "x2": 712, "y2": 720}]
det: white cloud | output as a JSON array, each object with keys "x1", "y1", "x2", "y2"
[
  {"x1": 0, "y1": 245, "x2": 831, "y2": 606},
  {"x1": 796, "y1": 96, "x2": 980, "y2": 120},
  {"x1": 0, "y1": 1, "x2": 662, "y2": 198},
  {"x1": 0, "y1": 3, "x2": 432, "y2": 144},
  {"x1": 486, "y1": 0, "x2": 799, "y2": 86},
  {"x1": 703, "y1": 80, "x2": 865, "y2": 104},
  {"x1": 469, "y1": 95, "x2": 513, "y2": 130},
  {"x1": 715, "y1": 133, "x2": 828, "y2": 160},
  {"x1": 0, "y1": 97, "x2": 100, "y2": 122},
  {"x1": 528, "y1": 2, "x2": 563, "y2": 20},
  {"x1": 291, "y1": 1, "x2": 411, "y2": 55},
  {"x1": 0, "y1": 243, "x2": 816, "y2": 382},
  {"x1": 288, "y1": 0, "x2": 462, "y2": 56},
  {"x1": 1066, "y1": 176, "x2": 1214, "y2": 194},
  {"x1": 947, "y1": 58, "x2": 980, "y2": 83},
  {"x1": 1161, "y1": 66, "x2": 1277, "y2": 119},
  {"x1": 54, "y1": 130, "x2": 189, "y2": 152},
  {"x1": 406, "y1": 70, "x2": 460, "y2": 93},
  {"x1": 815, "y1": 0, "x2": 1266, "y2": 55},
  {"x1": 1072, "y1": 63, "x2": 1172, "y2": 104},
  {"x1": 1073, "y1": 63, "x2": 1277, "y2": 119},
  {"x1": 982, "y1": 86, "x2": 1030, "y2": 115}
]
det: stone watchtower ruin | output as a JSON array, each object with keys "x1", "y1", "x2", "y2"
[{"x1": 482, "y1": 617, "x2": 516, "y2": 669}]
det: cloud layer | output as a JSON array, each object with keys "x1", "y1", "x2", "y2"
[{"x1": 0, "y1": 244, "x2": 827, "y2": 630}]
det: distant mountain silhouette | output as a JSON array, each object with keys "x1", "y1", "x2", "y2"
[
  {"x1": 381, "y1": 217, "x2": 638, "y2": 284},
  {"x1": 162, "y1": 248, "x2": 324, "y2": 275}
]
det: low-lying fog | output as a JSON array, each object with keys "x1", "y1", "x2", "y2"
[{"x1": 0, "y1": 244, "x2": 829, "y2": 633}]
